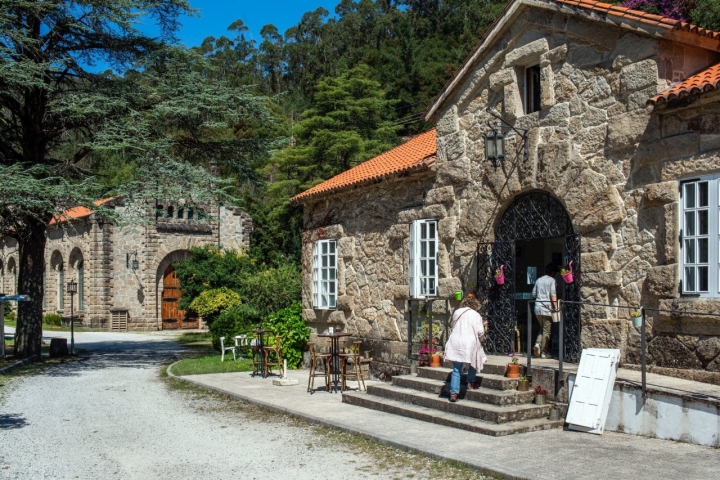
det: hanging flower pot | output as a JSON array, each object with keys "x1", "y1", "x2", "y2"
[
  {"x1": 453, "y1": 290, "x2": 463, "y2": 301},
  {"x1": 561, "y1": 261, "x2": 574, "y2": 284},
  {"x1": 630, "y1": 310, "x2": 643, "y2": 328},
  {"x1": 495, "y1": 265, "x2": 505, "y2": 285}
]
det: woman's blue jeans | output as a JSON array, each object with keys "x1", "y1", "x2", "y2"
[{"x1": 450, "y1": 361, "x2": 477, "y2": 394}]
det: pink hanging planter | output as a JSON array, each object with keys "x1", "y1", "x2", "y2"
[
  {"x1": 494, "y1": 265, "x2": 505, "y2": 285},
  {"x1": 561, "y1": 261, "x2": 574, "y2": 284}
]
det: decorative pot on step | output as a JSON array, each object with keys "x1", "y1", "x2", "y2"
[
  {"x1": 430, "y1": 354, "x2": 442, "y2": 368},
  {"x1": 535, "y1": 394, "x2": 547, "y2": 405},
  {"x1": 506, "y1": 363, "x2": 521, "y2": 378},
  {"x1": 453, "y1": 290, "x2": 463, "y2": 301},
  {"x1": 517, "y1": 380, "x2": 529, "y2": 391}
]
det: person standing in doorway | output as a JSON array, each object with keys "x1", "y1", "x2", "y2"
[
  {"x1": 444, "y1": 295, "x2": 488, "y2": 403},
  {"x1": 532, "y1": 263, "x2": 559, "y2": 359}
]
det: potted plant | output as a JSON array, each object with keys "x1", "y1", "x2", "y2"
[
  {"x1": 630, "y1": 309, "x2": 643, "y2": 327},
  {"x1": 430, "y1": 347, "x2": 443, "y2": 368},
  {"x1": 506, "y1": 353, "x2": 521, "y2": 378},
  {"x1": 495, "y1": 265, "x2": 505, "y2": 285},
  {"x1": 414, "y1": 323, "x2": 443, "y2": 349},
  {"x1": 560, "y1": 262, "x2": 574, "y2": 284},
  {"x1": 517, "y1": 374, "x2": 530, "y2": 391},
  {"x1": 453, "y1": 290, "x2": 463, "y2": 301},
  {"x1": 534, "y1": 385, "x2": 548, "y2": 405}
]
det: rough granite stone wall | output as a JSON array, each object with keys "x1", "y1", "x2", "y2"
[
  {"x1": 300, "y1": 6, "x2": 720, "y2": 375},
  {"x1": 0, "y1": 204, "x2": 250, "y2": 331}
]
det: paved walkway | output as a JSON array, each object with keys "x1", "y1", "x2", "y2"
[{"x1": 179, "y1": 368, "x2": 720, "y2": 480}]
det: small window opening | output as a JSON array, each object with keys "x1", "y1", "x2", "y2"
[
  {"x1": 525, "y1": 65, "x2": 541, "y2": 114},
  {"x1": 177, "y1": 207, "x2": 184, "y2": 219},
  {"x1": 156, "y1": 205, "x2": 164, "y2": 219},
  {"x1": 187, "y1": 209, "x2": 194, "y2": 220},
  {"x1": 166, "y1": 206, "x2": 174, "y2": 218}
]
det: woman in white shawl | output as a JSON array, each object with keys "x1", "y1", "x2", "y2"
[{"x1": 443, "y1": 295, "x2": 487, "y2": 403}]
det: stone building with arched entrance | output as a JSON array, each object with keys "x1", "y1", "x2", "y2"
[
  {"x1": 0, "y1": 198, "x2": 252, "y2": 331},
  {"x1": 293, "y1": 0, "x2": 720, "y2": 380}
]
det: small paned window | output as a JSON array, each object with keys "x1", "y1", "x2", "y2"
[
  {"x1": 681, "y1": 175, "x2": 719, "y2": 297},
  {"x1": 187, "y1": 209, "x2": 194, "y2": 220},
  {"x1": 409, "y1": 219, "x2": 438, "y2": 298},
  {"x1": 156, "y1": 205, "x2": 164, "y2": 219},
  {"x1": 166, "y1": 206, "x2": 174, "y2": 218},
  {"x1": 312, "y1": 239, "x2": 337, "y2": 309},
  {"x1": 177, "y1": 208, "x2": 184, "y2": 219},
  {"x1": 525, "y1": 65, "x2": 541, "y2": 114}
]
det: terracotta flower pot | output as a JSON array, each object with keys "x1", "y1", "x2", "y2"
[
  {"x1": 430, "y1": 354, "x2": 442, "y2": 368},
  {"x1": 506, "y1": 363, "x2": 521, "y2": 378},
  {"x1": 517, "y1": 380, "x2": 529, "y2": 391}
]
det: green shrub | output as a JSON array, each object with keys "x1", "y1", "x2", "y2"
[
  {"x1": 241, "y1": 262, "x2": 301, "y2": 318},
  {"x1": 209, "y1": 304, "x2": 261, "y2": 351},
  {"x1": 4, "y1": 311, "x2": 15, "y2": 322},
  {"x1": 189, "y1": 287, "x2": 241, "y2": 326},
  {"x1": 43, "y1": 314, "x2": 62, "y2": 326},
  {"x1": 263, "y1": 302, "x2": 308, "y2": 369}
]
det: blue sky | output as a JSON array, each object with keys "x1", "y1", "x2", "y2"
[{"x1": 145, "y1": 1, "x2": 340, "y2": 48}]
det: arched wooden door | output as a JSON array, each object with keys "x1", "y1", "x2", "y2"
[{"x1": 161, "y1": 265, "x2": 198, "y2": 330}]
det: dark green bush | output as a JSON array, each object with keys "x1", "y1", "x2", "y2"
[
  {"x1": 241, "y1": 262, "x2": 301, "y2": 318},
  {"x1": 209, "y1": 304, "x2": 261, "y2": 351},
  {"x1": 4, "y1": 311, "x2": 15, "y2": 322},
  {"x1": 263, "y1": 302, "x2": 308, "y2": 369},
  {"x1": 43, "y1": 314, "x2": 62, "y2": 326}
]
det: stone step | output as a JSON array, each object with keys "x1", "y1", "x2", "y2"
[
  {"x1": 416, "y1": 367, "x2": 521, "y2": 391},
  {"x1": 392, "y1": 375, "x2": 535, "y2": 405},
  {"x1": 343, "y1": 391, "x2": 563, "y2": 437},
  {"x1": 365, "y1": 383, "x2": 549, "y2": 423}
]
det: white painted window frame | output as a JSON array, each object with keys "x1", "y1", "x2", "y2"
[
  {"x1": 312, "y1": 239, "x2": 337, "y2": 309},
  {"x1": 409, "y1": 219, "x2": 438, "y2": 299},
  {"x1": 680, "y1": 175, "x2": 720, "y2": 298}
]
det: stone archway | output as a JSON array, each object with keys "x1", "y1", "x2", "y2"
[{"x1": 477, "y1": 190, "x2": 582, "y2": 362}]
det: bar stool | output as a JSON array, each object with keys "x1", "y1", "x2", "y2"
[
  {"x1": 339, "y1": 340, "x2": 366, "y2": 392},
  {"x1": 263, "y1": 336, "x2": 283, "y2": 377},
  {"x1": 307, "y1": 341, "x2": 331, "y2": 393}
]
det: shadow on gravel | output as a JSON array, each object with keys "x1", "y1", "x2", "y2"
[
  {"x1": 41, "y1": 340, "x2": 187, "y2": 377},
  {"x1": 0, "y1": 413, "x2": 28, "y2": 430}
]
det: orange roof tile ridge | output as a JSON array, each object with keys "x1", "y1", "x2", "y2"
[{"x1": 650, "y1": 63, "x2": 720, "y2": 105}]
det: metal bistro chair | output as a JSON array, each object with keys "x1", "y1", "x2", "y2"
[
  {"x1": 339, "y1": 340, "x2": 366, "y2": 392},
  {"x1": 219, "y1": 336, "x2": 236, "y2": 362},
  {"x1": 307, "y1": 341, "x2": 331, "y2": 393},
  {"x1": 263, "y1": 336, "x2": 284, "y2": 377},
  {"x1": 234, "y1": 334, "x2": 251, "y2": 360}
]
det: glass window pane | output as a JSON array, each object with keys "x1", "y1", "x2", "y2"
[
  {"x1": 428, "y1": 278, "x2": 436, "y2": 294},
  {"x1": 685, "y1": 267, "x2": 696, "y2": 291},
  {"x1": 698, "y1": 210, "x2": 709, "y2": 235},
  {"x1": 698, "y1": 266, "x2": 709, "y2": 291},
  {"x1": 699, "y1": 182, "x2": 709, "y2": 207},
  {"x1": 420, "y1": 260, "x2": 427, "y2": 276},
  {"x1": 330, "y1": 268, "x2": 336, "y2": 280},
  {"x1": 421, "y1": 222, "x2": 427, "y2": 239},
  {"x1": 329, "y1": 281, "x2": 335, "y2": 294},
  {"x1": 685, "y1": 212, "x2": 696, "y2": 236},
  {"x1": 429, "y1": 222, "x2": 436, "y2": 238},
  {"x1": 329, "y1": 295, "x2": 336, "y2": 307},
  {"x1": 699, "y1": 238, "x2": 709, "y2": 263},
  {"x1": 329, "y1": 241, "x2": 335, "y2": 253},
  {"x1": 685, "y1": 183, "x2": 696, "y2": 208},
  {"x1": 685, "y1": 239, "x2": 696, "y2": 263},
  {"x1": 421, "y1": 241, "x2": 427, "y2": 258},
  {"x1": 322, "y1": 242, "x2": 328, "y2": 254},
  {"x1": 428, "y1": 241, "x2": 435, "y2": 257},
  {"x1": 322, "y1": 269, "x2": 328, "y2": 280},
  {"x1": 428, "y1": 259, "x2": 436, "y2": 276},
  {"x1": 322, "y1": 255, "x2": 327, "y2": 267},
  {"x1": 329, "y1": 254, "x2": 335, "y2": 267}
]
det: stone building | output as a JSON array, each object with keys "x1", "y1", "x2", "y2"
[
  {"x1": 0, "y1": 198, "x2": 252, "y2": 331},
  {"x1": 292, "y1": 0, "x2": 720, "y2": 379}
]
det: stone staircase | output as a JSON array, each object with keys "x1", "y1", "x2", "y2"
[{"x1": 343, "y1": 363, "x2": 564, "y2": 436}]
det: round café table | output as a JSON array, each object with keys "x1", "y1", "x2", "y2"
[
  {"x1": 317, "y1": 332, "x2": 352, "y2": 393},
  {"x1": 249, "y1": 328, "x2": 273, "y2": 377}
]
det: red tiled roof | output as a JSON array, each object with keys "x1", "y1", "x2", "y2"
[
  {"x1": 290, "y1": 130, "x2": 437, "y2": 203},
  {"x1": 50, "y1": 197, "x2": 116, "y2": 225},
  {"x1": 650, "y1": 63, "x2": 720, "y2": 105}
]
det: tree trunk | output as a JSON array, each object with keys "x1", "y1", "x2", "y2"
[{"x1": 14, "y1": 221, "x2": 47, "y2": 358}]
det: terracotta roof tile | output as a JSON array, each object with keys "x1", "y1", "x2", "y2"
[
  {"x1": 650, "y1": 63, "x2": 720, "y2": 105},
  {"x1": 50, "y1": 197, "x2": 116, "y2": 225},
  {"x1": 291, "y1": 130, "x2": 437, "y2": 203}
]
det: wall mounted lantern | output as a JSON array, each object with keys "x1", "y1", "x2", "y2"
[
  {"x1": 484, "y1": 108, "x2": 529, "y2": 167},
  {"x1": 126, "y1": 251, "x2": 139, "y2": 270}
]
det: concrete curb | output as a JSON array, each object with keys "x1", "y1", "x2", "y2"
[
  {"x1": 166, "y1": 366, "x2": 523, "y2": 480},
  {"x1": 0, "y1": 355, "x2": 39, "y2": 375}
]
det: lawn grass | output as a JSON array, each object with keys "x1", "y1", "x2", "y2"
[
  {"x1": 170, "y1": 354, "x2": 254, "y2": 376},
  {"x1": 174, "y1": 331, "x2": 212, "y2": 345}
]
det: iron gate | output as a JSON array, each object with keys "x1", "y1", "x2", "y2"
[{"x1": 476, "y1": 241, "x2": 516, "y2": 355}]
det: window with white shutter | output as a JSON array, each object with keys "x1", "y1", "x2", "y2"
[
  {"x1": 312, "y1": 239, "x2": 337, "y2": 309},
  {"x1": 409, "y1": 219, "x2": 438, "y2": 298},
  {"x1": 680, "y1": 175, "x2": 719, "y2": 297}
]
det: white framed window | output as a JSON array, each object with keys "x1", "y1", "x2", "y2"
[
  {"x1": 410, "y1": 219, "x2": 438, "y2": 298},
  {"x1": 312, "y1": 239, "x2": 337, "y2": 309},
  {"x1": 681, "y1": 175, "x2": 719, "y2": 297}
]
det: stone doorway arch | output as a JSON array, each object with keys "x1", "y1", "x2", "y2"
[{"x1": 477, "y1": 191, "x2": 582, "y2": 362}]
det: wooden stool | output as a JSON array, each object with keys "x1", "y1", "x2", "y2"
[
  {"x1": 307, "y1": 342, "x2": 331, "y2": 393},
  {"x1": 263, "y1": 336, "x2": 283, "y2": 377},
  {"x1": 339, "y1": 340, "x2": 366, "y2": 392}
]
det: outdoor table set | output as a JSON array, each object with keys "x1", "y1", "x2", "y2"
[
  {"x1": 317, "y1": 331, "x2": 352, "y2": 392},
  {"x1": 249, "y1": 327, "x2": 273, "y2": 378}
]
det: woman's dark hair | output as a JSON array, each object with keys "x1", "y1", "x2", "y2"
[
  {"x1": 545, "y1": 263, "x2": 559, "y2": 276},
  {"x1": 460, "y1": 296, "x2": 481, "y2": 311}
]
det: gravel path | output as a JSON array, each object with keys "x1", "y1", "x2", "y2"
[{"x1": 0, "y1": 331, "x2": 468, "y2": 480}]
